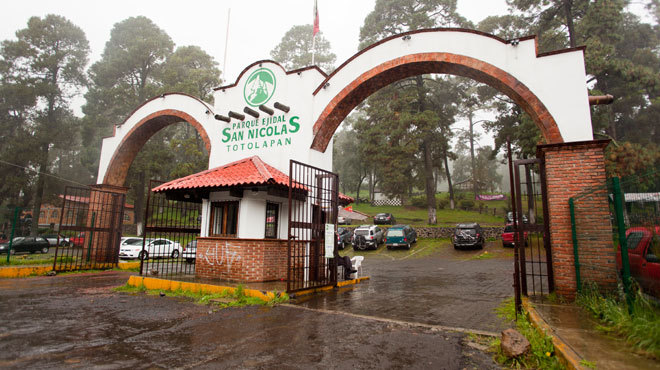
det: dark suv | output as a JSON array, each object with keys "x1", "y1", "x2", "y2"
[{"x1": 452, "y1": 223, "x2": 485, "y2": 250}]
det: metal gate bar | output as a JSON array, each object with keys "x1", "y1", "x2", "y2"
[
  {"x1": 140, "y1": 180, "x2": 200, "y2": 278},
  {"x1": 54, "y1": 186, "x2": 125, "y2": 271},
  {"x1": 287, "y1": 160, "x2": 338, "y2": 292},
  {"x1": 512, "y1": 158, "x2": 553, "y2": 297}
]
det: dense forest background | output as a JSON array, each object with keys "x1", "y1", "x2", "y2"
[{"x1": 1, "y1": 0, "x2": 658, "y2": 230}]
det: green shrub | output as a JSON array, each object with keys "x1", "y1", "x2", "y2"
[
  {"x1": 459, "y1": 199, "x2": 475, "y2": 209},
  {"x1": 410, "y1": 195, "x2": 426, "y2": 208},
  {"x1": 437, "y1": 198, "x2": 449, "y2": 209}
]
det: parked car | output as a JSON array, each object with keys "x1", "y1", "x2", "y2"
[
  {"x1": 501, "y1": 223, "x2": 528, "y2": 248},
  {"x1": 336, "y1": 227, "x2": 352, "y2": 250},
  {"x1": 452, "y1": 223, "x2": 485, "y2": 250},
  {"x1": 374, "y1": 213, "x2": 396, "y2": 225},
  {"x1": 0, "y1": 236, "x2": 50, "y2": 254},
  {"x1": 70, "y1": 233, "x2": 86, "y2": 248},
  {"x1": 338, "y1": 216, "x2": 351, "y2": 225},
  {"x1": 42, "y1": 234, "x2": 70, "y2": 247},
  {"x1": 183, "y1": 240, "x2": 197, "y2": 264},
  {"x1": 385, "y1": 225, "x2": 417, "y2": 250},
  {"x1": 119, "y1": 238, "x2": 181, "y2": 260},
  {"x1": 616, "y1": 226, "x2": 660, "y2": 297},
  {"x1": 352, "y1": 225, "x2": 384, "y2": 250},
  {"x1": 506, "y1": 211, "x2": 528, "y2": 224}
]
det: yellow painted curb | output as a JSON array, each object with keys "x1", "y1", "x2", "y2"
[
  {"x1": 522, "y1": 299, "x2": 583, "y2": 370},
  {"x1": 0, "y1": 266, "x2": 52, "y2": 278},
  {"x1": 293, "y1": 276, "x2": 370, "y2": 297},
  {"x1": 117, "y1": 262, "x2": 140, "y2": 270},
  {"x1": 127, "y1": 276, "x2": 277, "y2": 301}
]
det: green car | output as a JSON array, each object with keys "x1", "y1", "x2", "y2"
[{"x1": 384, "y1": 225, "x2": 417, "y2": 250}]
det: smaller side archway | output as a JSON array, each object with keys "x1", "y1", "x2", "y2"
[{"x1": 98, "y1": 93, "x2": 215, "y2": 187}]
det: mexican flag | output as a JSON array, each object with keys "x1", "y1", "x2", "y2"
[{"x1": 313, "y1": 0, "x2": 320, "y2": 36}]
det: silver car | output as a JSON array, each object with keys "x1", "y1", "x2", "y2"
[{"x1": 352, "y1": 225, "x2": 384, "y2": 250}]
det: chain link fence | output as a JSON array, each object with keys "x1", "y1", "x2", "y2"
[{"x1": 570, "y1": 165, "x2": 660, "y2": 303}]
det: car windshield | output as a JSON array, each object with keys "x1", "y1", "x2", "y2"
[
  {"x1": 125, "y1": 239, "x2": 143, "y2": 246},
  {"x1": 354, "y1": 229, "x2": 369, "y2": 236},
  {"x1": 376, "y1": 213, "x2": 388, "y2": 217},
  {"x1": 388, "y1": 229, "x2": 404, "y2": 237},
  {"x1": 338, "y1": 228, "x2": 345, "y2": 234},
  {"x1": 456, "y1": 228, "x2": 476, "y2": 236},
  {"x1": 504, "y1": 225, "x2": 514, "y2": 232}
]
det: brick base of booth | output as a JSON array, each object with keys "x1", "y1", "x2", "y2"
[
  {"x1": 195, "y1": 237, "x2": 287, "y2": 282},
  {"x1": 540, "y1": 140, "x2": 617, "y2": 299}
]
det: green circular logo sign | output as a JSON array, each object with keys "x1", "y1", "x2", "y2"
[{"x1": 243, "y1": 68, "x2": 276, "y2": 107}]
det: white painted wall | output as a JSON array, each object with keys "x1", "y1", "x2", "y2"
[{"x1": 206, "y1": 190, "x2": 289, "y2": 239}]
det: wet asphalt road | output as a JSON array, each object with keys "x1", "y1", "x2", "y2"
[{"x1": 0, "y1": 242, "x2": 512, "y2": 369}]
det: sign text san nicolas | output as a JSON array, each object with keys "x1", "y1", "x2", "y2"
[{"x1": 222, "y1": 68, "x2": 300, "y2": 152}]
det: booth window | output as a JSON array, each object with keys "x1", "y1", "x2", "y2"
[
  {"x1": 265, "y1": 202, "x2": 279, "y2": 239},
  {"x1": 210, "y1": 201, "x2": 239, "y2": 237}
]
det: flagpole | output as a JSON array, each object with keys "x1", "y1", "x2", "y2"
[
  {"x1": 223, "y1": 8, "x2": 231, "y2": 79},
  {"x1": 311, "y1": 34, "x2": 316, "y2": 65}
]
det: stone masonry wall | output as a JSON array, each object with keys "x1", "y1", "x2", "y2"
[
  {"x1": 195, "y1": 237, "x2": 287, "y2": 282},
  {"x1": 540, "y1": 140, "x2": 616, "y2": 299}
]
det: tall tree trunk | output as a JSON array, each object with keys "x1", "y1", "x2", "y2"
[
  {"x1": 468, "y1": 114, "x2": 477, "y2": 200},
  {"x1": 423, "y1": 140, "x2": 437, "y2": 224},
  {"x1": 443, "y1": 151, "x2": 455, "y2": 210},
  {"x1": 563, "y1": 0, "x2": 577, "y2": 48},
  {"x1": 414, "y1": 75, "x2": 437, "y2": 224},
  {"x1": 30, "y1": 144, "x2": 50, "y2": 235}
]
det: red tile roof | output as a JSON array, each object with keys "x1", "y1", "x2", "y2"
[
  {"x1": 152, "y1": 156, "x2": 291, "y2": 192},
  {"x1": 151, "y1": 156, "x2": 354, "y2": 205}
]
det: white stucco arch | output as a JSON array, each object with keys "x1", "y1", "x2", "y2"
[
  {"x1": 97, "y1": 93, "x2": 218, "y2": 186},
  {"x1": 310, "y1": 29, "x2": 592, "y2": 152}
]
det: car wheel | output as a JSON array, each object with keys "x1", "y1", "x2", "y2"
[
  {"x1": 41, "y1": 247, "x2": 49, "y2": 254},
  {"x1": 406, "y1": 243, "x2": 411, "y2": 250},
  {"x1": 171, "y1": 250, "x2": 179, "y2": 259},
  {"x1": 386, "y1": 245, "x2": 392, "y2": 250},
  {"x1": 139, "y1": 251, "x2": 148, "y2": 261},
  {"x1": 186, "y1": 258, "x2": 195, "y2": 264},
  {"x1": 9, "y1": 249, "x2": 16, "y2": 255}
]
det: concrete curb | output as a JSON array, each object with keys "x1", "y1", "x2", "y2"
[
  {"x1": 291, "y1": 276, "x2": 370, "y2": 298},
  {"x1": 0, "y1": 265, "x2": 52, "y2": 278},
  {"x1": 522, "y1": 299, "x2": 584, "y2": 370},
  {"x1": 0, "y1": 262, "x2": 140, "y2": 279},
  {"x1": 127, "y1": 275, "x2": 280, "y2": 301}
]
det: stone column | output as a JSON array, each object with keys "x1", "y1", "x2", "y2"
[{"x1": 539, "y1": 140, "x2": 616, "y2": 299}]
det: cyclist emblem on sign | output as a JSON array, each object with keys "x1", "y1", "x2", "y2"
[{"x1": 243, "y1": 68, "x2": 276, "y2": 107}]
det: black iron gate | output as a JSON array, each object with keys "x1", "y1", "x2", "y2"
[
  {"x1": 54, "y1": 186, "x2": 125, "y2": 271},
  {"x1": 287, "y1": 160, "x2": 339, "y2": 292},
  {"x1": 140, "y1": 180, "x2": 201, "y2": 278},
  {"x1": 509, "y1": 155, "x2": 554, "y2": 309}
]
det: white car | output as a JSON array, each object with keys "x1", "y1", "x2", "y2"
[
  {"x1": 182, "y1": 240, "x2": 197, "y2": 264},
  {"x1": 119, "y1": 238, "x2": 181, "y2": 260}
]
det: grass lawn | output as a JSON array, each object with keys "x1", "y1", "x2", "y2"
[
  {"x1": 351, "y1": 203, "x2": 505, "y2": 226},
  {"x1": 0, "y1": 254, "x2": 74, "y2": 266}
]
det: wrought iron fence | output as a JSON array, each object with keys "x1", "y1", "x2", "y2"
[{"x1": 140, "y1": 180, "x2": 201, "y2": 279}]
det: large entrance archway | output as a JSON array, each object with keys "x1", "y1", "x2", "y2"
[
  {"x1": 93, "y1": 28, "x2": 613, "y2": 299},
  {"x1": 310, "y1": 29, "x2": 592, "y2": 152}
]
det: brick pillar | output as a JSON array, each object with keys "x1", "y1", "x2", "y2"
[
  {"x1": 82, "y1": 184, "x2": 128, "y2": 266},
  {"x1": 539, "y1": 140, "x2": 616, "y2": 299}
]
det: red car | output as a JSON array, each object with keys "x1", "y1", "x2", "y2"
[
  {"x1": 501, "y1": 223, "x2": 528, "y2": 248},
  {"x1": 616, "y1": 226, "x2": 660, "y2": 297},
  {"x1": 70, "y1": 233, "x2": 86, "y2": 248}
]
